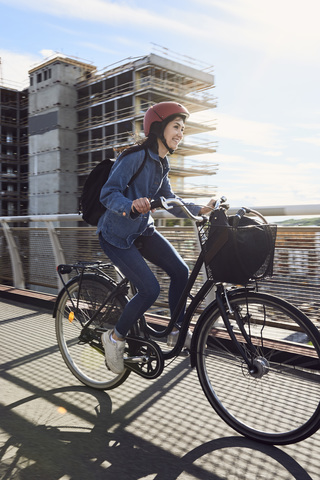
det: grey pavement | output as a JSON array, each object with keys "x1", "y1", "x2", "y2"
[{"x1": 0, "y1": 298, "x2": 320, "y2": 480}]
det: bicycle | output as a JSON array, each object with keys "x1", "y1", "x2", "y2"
[{"x1": 53, "y1": 197, "x2": 320, "y2": 445}]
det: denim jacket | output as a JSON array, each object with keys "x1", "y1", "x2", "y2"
[{"x1": 97, "y1": 148, "x2": 201, "y2": 248}]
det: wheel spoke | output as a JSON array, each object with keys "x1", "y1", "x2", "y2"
[
  {"x1": 196, "y1": 292, "x2": 320, "y2": 444},
  {"x1": 55, "y1": 274, "x2": 130, "y2": 390}
]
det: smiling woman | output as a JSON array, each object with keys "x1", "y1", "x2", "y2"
[{"x1": 96, "y1": 101, "x2": 215, "y2": 374}]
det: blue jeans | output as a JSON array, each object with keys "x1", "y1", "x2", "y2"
[{"x1": 99, "y1": 231, "x2": 189, "y2": 338}]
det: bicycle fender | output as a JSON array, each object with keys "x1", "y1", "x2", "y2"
[
  {"x1": 52, "y1": 272, "x2": 119, "y2": 318},
  {"x1": 52, "y1": 283, "x2": 76, "y2": 318}
]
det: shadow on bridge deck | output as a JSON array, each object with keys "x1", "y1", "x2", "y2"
[{"x1": 0, "y1": 295, "x2": 319, "y2": 479}]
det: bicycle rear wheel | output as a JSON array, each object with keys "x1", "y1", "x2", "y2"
[
  {"x1": 195, "y1": 291, "x2": 320, "y2": 444},
  {"x1": 55, "y1": 273, "x2": 131, "y2": 390}
]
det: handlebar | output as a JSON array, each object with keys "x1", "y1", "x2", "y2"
[
  {"x1": 233, "y1": 206, "x2": 268, "y2": 226},
  {"x1": 151, "y1": 196, "x2": 269, "y2": 227},
  {"x1": 150, "y1": 197, "x2": 204, "y2": 222},
  {"x1": 150, "y1": 196, "x2": 229, "y2": 223}
]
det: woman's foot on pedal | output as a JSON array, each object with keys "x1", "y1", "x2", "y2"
[
  {"x1": 101, "y1": 330, "x2": 125, "y2": 374},
  {"x1": 167, "y1": 329, "x2": 192, "y2": 349}
]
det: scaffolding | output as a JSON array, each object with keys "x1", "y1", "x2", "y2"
[
  {"x1": 75, "y1": 53, "x2": 217, "y2": 198},
  {"x1": 0, "y1": 87, "x2": 28, "y2": 216}
]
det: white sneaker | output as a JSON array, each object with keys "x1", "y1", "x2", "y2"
[
  {"x1": 101, "y1": 330, "x2": 125, "y2": 374},
  {"x1": 167, "y1": 329, "x2": 192, "y2": 349}
]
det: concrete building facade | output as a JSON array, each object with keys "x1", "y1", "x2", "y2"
[{"x1": 28, "y1": 57, "x2": 96, "y2": 215}]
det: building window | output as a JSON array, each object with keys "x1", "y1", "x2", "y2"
[
  {"x1": 37, "y1": 73, "x2": 42, "y2": 83},
  {"x1": 42, "y1": 69, "x2": 52, "y2": 81},
  {"x1": 30, "y1": 76, "x2": 34, "y2": 86}
]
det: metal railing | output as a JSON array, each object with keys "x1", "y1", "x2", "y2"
[{"x1": 0, "y1": 205, "x2": 319, "y2": 319}]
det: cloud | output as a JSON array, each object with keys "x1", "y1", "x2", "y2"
[
  {"x1": 0, "y1": 0, "x2": 187, "y2": 33},
  {"x1": 214, "y1": 113, "x2": 284, "y2": 149},
  {"x1": 76, "y1": 42, "x2": 119, "y2": 55},
  {"x1": 40, "y1": 49, "x2": 59, "y2": 58},
  {"x1": 195, "y1": 0, "x2": 320, "y2": 63},
  {"x1": 213, "y1": 151, "x2": 320, "y2": 206},
  {"x1": 3, "y1": 0, "x2": 320, "y2": 64},
  {"x1": 0, "y1": 49, "x2": 41, "y2": 86},
  {"x1": 299, "y1": 162, "x2": 320, "y2": 170},
  {"x1": 249, "y1": 150, "x2": 283, "y2": 157},
  {"x1": 295, "y1": 136, "x2": 320, "y2": 147},
  {"x1": 293, "y1": 124, "x2": 320, "y2": 147},
  {"x1": 295, "y1": 123, "x2": 320, "y2": 130}
]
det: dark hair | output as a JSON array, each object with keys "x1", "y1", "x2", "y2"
[{"x1": 118, "y1": 132, "x2": 158, "y2": 159}]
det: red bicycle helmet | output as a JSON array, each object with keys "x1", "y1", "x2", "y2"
[{"x1": 143, "y1": 101, "x2": 190, "y2": 136}]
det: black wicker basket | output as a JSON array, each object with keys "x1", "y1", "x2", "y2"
[{"x1": 200, "y1": 208, "x2": 277, "y2": 285}]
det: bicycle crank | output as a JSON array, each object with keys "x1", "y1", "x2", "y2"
[{"x1": 125, "y1": 336, "x2": 164, "y2": 379}]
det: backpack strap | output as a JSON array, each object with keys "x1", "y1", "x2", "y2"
[{"x1": 126, "y1": 149, "x2": 148, "y2": 188}]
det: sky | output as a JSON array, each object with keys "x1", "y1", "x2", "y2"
[{"x1": 0, "y1": 0, "x2": 320, "y2": 211}]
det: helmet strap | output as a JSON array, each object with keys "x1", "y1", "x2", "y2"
[
  {"x1": 160, "y1": 136, "x2": 174, "y2": 155},
  {"x1": 159, "y1": 118, "x2": 175, "y2": 155}
]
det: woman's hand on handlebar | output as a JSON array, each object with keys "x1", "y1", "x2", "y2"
[
  {"x1": 131, "y1": 197, "x2": 151, "y2": 214},
  {"x1": 199, "y1": 198, "x2": 216, "y2": 215}
]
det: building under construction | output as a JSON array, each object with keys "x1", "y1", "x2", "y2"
[
  {"x1": 0, "y1": 86, "x2": 28, "y2": 216},
  {"x1": 1, "y1": 51, "x2": 217, "y2": 216}
]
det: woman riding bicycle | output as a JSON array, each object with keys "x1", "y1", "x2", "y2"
[{"x1": 97, "y1": 101, "x2": 215, "y2": 374}]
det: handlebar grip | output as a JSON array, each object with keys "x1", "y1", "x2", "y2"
[
  {"x1": 132, "y1": 197, "x2": 166, "y2": 214},
  {"x1": 233, "y1": 207, "x2": 249, "y2": 228},
  {"x1": 150, "y1": 198, "x2": 165, "y2": 209}
]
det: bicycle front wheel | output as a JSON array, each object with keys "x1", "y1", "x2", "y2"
[
  {"x1": 196, "y1": 291, "x2": 320, "y2": 444},
  {"x1": 55, "y1": 273, "x2": 130, "y2": 390}
]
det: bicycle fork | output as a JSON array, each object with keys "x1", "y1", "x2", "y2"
[{"x1": 215, "y1": 285, "x2": 265, "y2": 375}]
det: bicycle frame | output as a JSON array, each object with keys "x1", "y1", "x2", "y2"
[
  {"x1": 142, "y1": 251, "x2": 215, "y2": 360},
  {"x1": 55, "y1": 196, "x2": 265, "y2": 367},
  {"x1": 56, "y1": 253, "x2": 214, "y2": 352},
  {"x1": 56, "y1": 257, "x2": 259, "y2": 371}
]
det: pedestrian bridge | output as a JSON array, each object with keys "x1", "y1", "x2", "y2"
[
  {"x1": 1, "y1": 204, "x2": 320, "y2": 478},
  {"x1": 0, "y1": 204, "x2": 319, "y2": 324},
  {"x1": 0, "y1": 292, "x2": 319, "y2": 478}
]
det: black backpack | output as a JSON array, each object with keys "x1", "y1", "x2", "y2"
[{"x1": 80, "y1": 150, "x2": 147, "y2": 226}]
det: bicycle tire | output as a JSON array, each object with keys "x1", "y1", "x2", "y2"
[
  {"x1": 195, "y1": 291, "x2": 320, "y2": 445},
  {"x1": 55, "y1": 273, "x2": 131, "y2": 390}
]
